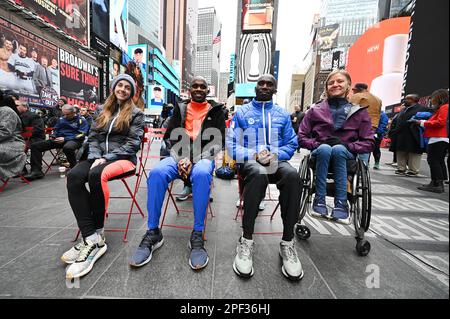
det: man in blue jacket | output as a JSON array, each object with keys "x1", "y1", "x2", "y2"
[
  {"x1": 226, "y1": 74, "x2": 304, "y2": 282},
  {"x1": 373, "y1": 111, "x2": 389, "y2": 170},
  {"x1": 26, "y1": 105, "x2": 89, "y2": 180}
]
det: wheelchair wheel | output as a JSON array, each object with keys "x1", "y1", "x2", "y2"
[
  {"x1": 353, "y1": 159, "x2": 371, "y2": 236},
  {"x1": 296, "y1": 224, "x2": 311, "y2": 240},
  {"x1": 356, "y1": 239, "x2": 371, "y2": 257},
  {"x1": 298, "y1": 155, "x2": 313, "y2": 223}
]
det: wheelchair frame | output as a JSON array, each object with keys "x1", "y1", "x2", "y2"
[{"x1": 296, "y1": 154, "x2": 372, "y2": 256}]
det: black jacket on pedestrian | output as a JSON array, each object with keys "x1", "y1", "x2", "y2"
[
  {"x1": 291, "y1": 111, "x2": 305, "y2": 134},
  {"x1": 392, "y1": 103, "x2": 430, "y2": 154},
  {"x1": 20, "y1": 110, "x2": 45, "y2": 142},
  {"x1": 164, "y1": 100, "x2": 226, "y2": 163},
  {"x1": 87, "y1": 106, "x2": 145, "y2": 165}
]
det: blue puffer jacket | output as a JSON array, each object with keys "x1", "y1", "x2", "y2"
[
  {"x1": 226, "y1": 100, "x2": 298, "y2": 162},
  {"x1": 53, "y1": 115, "x2": 89, "y2": 142},
  {"x1": 376, "y1": 112, "x2": 389, "y2": 137}
]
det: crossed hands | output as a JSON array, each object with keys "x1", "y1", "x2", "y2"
[
  {"x1": 255, "y1": 149, "x2": 277, "y2": 167},
  {"x1": 178, "y1": 158, "x2": 193, "y2": 182}
]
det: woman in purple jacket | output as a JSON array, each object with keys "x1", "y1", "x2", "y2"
[{"x1": 299, "y1": 70, "x2": 375, "y2": 223}]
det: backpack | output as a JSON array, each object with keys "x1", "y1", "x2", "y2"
[{"x1": 215, "y1": 166, "x2": 235, "y2": 180}]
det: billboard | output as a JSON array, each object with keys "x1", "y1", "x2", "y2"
[
  {"x1": 110, "y1": 0, "x2": 128, "y2": 51},
  {"x1": 347, "y1": 17, "x2": 411, "y2": 109},
  {"x1": 91, "y1": 0, "x2": 110, "y2": 54},
  {"x1": 320, "y1": 50, "x2": 346, "y2": 71},
  {"x1": 13, "y1": 0, "x2": 88, "y2": 46},
  {"x1": 317, "y1": 24, "x2": 340, "y2": 52},
  {"x1": 237, "y1": 33, "x2": 272, "y2": 84},
  {"x1": 128, "y1": 44, "x2": 148, "y2": 86},
  {"x1": 0, "y1": 17, "x2": 59, "y2": 108},
  {"x1": 146, "y1": 85, "x2": 166, "y2": 116},
  {"x1": 242, "y1": 0, "x2": 274, "y2": 32},
  {"x1": 59, "y1": 48, "x2": 99, "y2": 111},
  {"x1": 402, "y1": 0, "x2": 449, "y2": 98}
]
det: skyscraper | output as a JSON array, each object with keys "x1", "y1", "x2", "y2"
[
  {"x1": 182, "y1": 0, "x2": 199, "y2": 96},
  {"x1": 195, "y1": 7, "x2": 221, "y2": 97},
  {"x1": 128, "y1": 0, "x2": 161, "y2": 47}
]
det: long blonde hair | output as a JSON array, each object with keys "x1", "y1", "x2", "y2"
[{"x1": 96, "y1": 94, "x2": 136, "y2": 132}]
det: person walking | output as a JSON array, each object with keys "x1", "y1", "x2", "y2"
[{"x1": 291, "y1": 105, "x2": 304, "y2": 153}]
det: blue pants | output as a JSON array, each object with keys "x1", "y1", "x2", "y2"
[
  {"x1": 312, "y1": 145, "x2": 356, "y2": 201},
  {"x1": 147, "y1": 157, "x2": 214, "y2": 232}
]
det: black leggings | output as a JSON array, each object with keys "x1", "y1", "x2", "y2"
[
  {"x1": 427, "y1": 142, "x2": 449, "y2": 182},
  {"x1": 239, "y1": 161, "x2": 301, "y2": 241},
  {"x1": 67, "y1": 160, "x2": 136, "y2": 238}
]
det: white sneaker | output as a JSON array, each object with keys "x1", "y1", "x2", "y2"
[
  {"x1": 280, "y1": 241, "x2": 304, "y2": 281},
  {"x1": 235, "y1": 200, "x2": 265, "y2": 211},
  {"x1": 65, "y1": 236, "x2": 107, "y2": 280},
  {"x1": 233, "y1": 237, "x2": 255, "y2": 278},
  {"x1": 61, "y1": 234, "x2": 106, "y2": 265}
]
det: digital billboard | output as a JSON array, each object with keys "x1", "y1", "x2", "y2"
[
  {"x1": 146, "y1": 85, "x2": 166, "y2": 116},
  {"x1": 110, "y1": 0, "x2": 128, "y2": 51},
  {"x1": 242, "y1": 0, "x2": 274, "y2": 32},
  {"x1": 13, "y1": 0, "x2": 88, "y2": 46},
  {"x1": 0, "y1": 17, "x2": 60, "y2": 108},
  {"x1": 317, "y1": 24, "x2": 340, "y2": 52},
  {"x1": 59, "y1": 48, "x2": 99, "y2": 111},
  {"x1": 91, "y1": 0, "x2": 110, "y2": 54},
  {"x1": 346, "y1": 17, "x2": 411, "y2": 109},
  {"x1": 237, "y1": 33, "x2": 272, "y2": 84},
  {"x1": 128, "y1": 44, "x2": 148, "y2": 86}
]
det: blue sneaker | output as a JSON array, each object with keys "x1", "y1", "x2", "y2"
[
  {"x1": 312, "y1": 196, "x2": 328, "y2": 218},
  {"x1": 129, "y1": 229, "x2": 164, "y2": 268},
  {"x1": 189, "y1": 231, "x2": 209, "y2": 270},
  {"x1": 331, "y1": 200, "x2": 351, "y2": 224}
]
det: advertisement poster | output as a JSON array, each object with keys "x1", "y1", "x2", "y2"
[
  {"x1": 316, "y1": 24, "x2": 340, "y2": 52},
  {"x1": 110, "y1": 0, "x2": 128, "y2": 51},
  {"x1": 146, "y1": 85, "x2": 165, "y2": 116},
  {"x1": 237, "y1": 33, "x2": 272, "y2": 84},
  {"x1": 13, "y1": 0, "x2": 88, "y2": 46},
  {"x1": 0, "y1": 16, "x2": 59, "y2": 108},
  {"x1": 92, "y1": 0, "x2": 110, "y2": 54},
  {"x1": 59, "y1": 48, "x2": 99, "y2": 110},
  {"x1": 128, "y1": 44, "x2": 148, "y2": 86},
  {"x1": 242, "y1": 0, "x2": 274, "y2": 32},
  {"x1": 347, "y1": 17, "x2": 410, "y2": 108}
]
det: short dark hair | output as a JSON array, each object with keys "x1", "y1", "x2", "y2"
[
  {"x1": 354, "y1": 83, "x2": 368, "y2": 91},
  {"x1": 59, "y1": 98, "x2": 68, "y2": 104},
  {"x1": 153, "y1": 87, "x2": 162, "y2": 92},
  {"x1": 134, "y1": 48, "x2": 143, "y2": 54}
]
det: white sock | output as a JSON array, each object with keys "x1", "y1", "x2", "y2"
[
  {"x1": 96, "y1": 229, "x2": 105, "y2": 236},
  {"x1": 86, "y1": 233, "x2": 100, "y2": 244}
]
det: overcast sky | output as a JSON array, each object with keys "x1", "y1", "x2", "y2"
[{"x1": 198, "y1": 0, "x2": 321, "y2": 107}]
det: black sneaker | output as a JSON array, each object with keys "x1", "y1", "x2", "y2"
[
  {"x1": 405, "y1": 171, "x2": 419, "y2": 177},
  {"x1": 24, "y1": 171, "x2": 44, "y2": 181},
  {"x1": 129, "y1": 229, "x2": 164, "y2": 268},
  {"x1": 418, "y1": 182, "x2": 445, "y2": 194},
  {"x1": 395, "y1": 170, "x2": 406, "y2": 176},
  {"x1": 189, "y1": 231, "x2": 209, "y2": 270}
]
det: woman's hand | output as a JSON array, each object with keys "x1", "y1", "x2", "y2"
[{"x1": 91, "y1": 158, "x2": 107, "y2": 170}]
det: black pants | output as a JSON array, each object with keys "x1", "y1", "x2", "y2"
[
  {"x1": 373, "y1": 137, "x2": 383, "y2": 164},
  {"x1": 239, "y1": 161, "x2": 301, "y2": 241},
  {"x1": 67, "y1": 160, "x2": 136, "y2": 239},
  {"x1": 427, "y1": 142, "x2": 449, "y2": 182},
  {"x1": 30, "y1": 139, "x2": 82, "y2": 172}
]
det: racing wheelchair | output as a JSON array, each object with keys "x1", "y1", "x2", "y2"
[{"x1": 295, "y1": 153, "x2": 372, "y2": 256}]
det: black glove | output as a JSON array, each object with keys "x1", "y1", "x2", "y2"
[{"x1": 324, "y1": 136, "x2": 343, "y2": 147}]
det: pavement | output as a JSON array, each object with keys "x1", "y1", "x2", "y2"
[{"x1": 0, "y1": 145, "x2": 448, "y2": 300}]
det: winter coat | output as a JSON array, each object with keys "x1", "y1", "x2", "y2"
[
  {"x1": 53, "y1": 115, "x2": 89, "y2": 142},
  {"x1": 0, "y1": 107, "x2": 26, "y2": 179},
  {"x1": 20, "y1": 110, "x2": 45, "y2": 143},
  {"x1": 375, "y1": 112, "x2": 389, "y2": 138},
  {"x1": 164, "y1": 100, "x2": 226, "y2": 163},
  {"x1": 227, "y1": 100, "x2": 298, "y2": 162},
  {"x1": 349, "y1": 91, "x2": 382, "y2": 129},
  {"x1": 423, "y1": 104, "x2": 449, "y2": 139},
  {"x1": 87, "y1": 106, "x2": 145, "y2": 165},
  {"x1": 291, "y1": 111, "x2": 305, "y2": 134},
  {"x1": 391, "y1": 103, "x2": 430, "y2": 154},
  {"x1": 299, "y1": 99, "x2": 375, "y2": 154}
]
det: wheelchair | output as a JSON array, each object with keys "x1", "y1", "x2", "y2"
[{"x1": 296, "y1": 153, "x2": 372, "y2": 256}]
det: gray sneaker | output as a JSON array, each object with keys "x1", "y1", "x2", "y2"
[
  {"x1": 176, "y1": 186, "x2": 192, "y2": 201},
  {"x1": 233, "y1": 237, "x2": 255, "y2": 278},
  {"x1": 61, "y1": 233, "x2": 106, "y2": 265},
  {"x1": 129, "y1": 229, "x2": 164, "y2": 268},
  {"x1": 280, "y1": 241, "x2": 304, "y2": 281},
  {"x1": 65, "y1": 236, "x2": 107, "y2": 279}
]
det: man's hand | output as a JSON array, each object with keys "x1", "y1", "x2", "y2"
[
  {"x1": 256, "y1": 149, "x2": 277, "y2": 167},
  {"x1": 178, "y1": 158, "x2": 193, "y2": 181},
  {"x1": 91, "y1": 158, "x2": 107, "y2": 170}
]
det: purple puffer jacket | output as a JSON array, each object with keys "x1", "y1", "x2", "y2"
[{"x1": 299, "y1": 100, "x2": 375, "y2": 154}]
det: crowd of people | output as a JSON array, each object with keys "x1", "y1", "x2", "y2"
[{"x1": 0, "y1": 69, "x2": 448, "y2": 283}]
